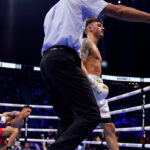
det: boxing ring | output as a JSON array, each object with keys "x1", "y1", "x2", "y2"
[{"x1": 0, "y1": 75, "x2": 150, "y2": 149}]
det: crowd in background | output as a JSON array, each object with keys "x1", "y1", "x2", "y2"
[{"x1": 0, "y1": 68, "x2": 150, "y2": 149}]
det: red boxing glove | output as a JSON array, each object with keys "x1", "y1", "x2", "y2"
[{"x1": 0, "y1": 128, "x2": 4, "y2": 135}]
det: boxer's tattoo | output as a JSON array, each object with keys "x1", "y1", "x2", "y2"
[
  {"x1": 81, "y1": 38, "x2": 91, "y2": 59},
  {"x1": 10, "y1": 111, "x2": 20, "y2": 118},
  {"x1": 2, "y1": 111, "x2": 20, "y2": 118}
]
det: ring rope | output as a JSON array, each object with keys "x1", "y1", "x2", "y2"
[
  {"x1": 107, "y1": 86, "x2": 150, "y2": 103},
  {"x1": 94, "y1": 126, "x2": 150, "y2": 132},
  {"x1": 0, "y1": 103, "x2": 53, "y2": 109},
  {"x1": 1, "y1": 61, "x2": 150, "y2": 82},
  {"x1": 110, "y1": 103, "x2": 150, "y2": 115},
  {"x1": 21, "y1": 128, "x2": 57, "y2": 132},
  {"x1": 102, "y1": 74, "x2": 150, "y2": 83},
  {"x1": 20, "y1": 126, "x2": 150, "y2": 133},
  {"x1": 0, "y1": 114, "x2": 59, "y2": 120},
  {"x1": 0, "y1": 103, "x2": 150, "y2": 119},
  {"x1": 0, "y1": 86, "x2": 149, "y2": 108},
  {"x1": 28, "y1": 115, "x2": 59, "y2": 119},
  {"x1": 83, "y1": 141, "x2": 150, "y2": 149},
  {"x1": 18, "y1": 138, "x2": 150, "y2": 148}
]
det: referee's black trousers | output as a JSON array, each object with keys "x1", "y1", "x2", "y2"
[{"x1": 40, "y1": 46, "x2": 101, "y2": 150}]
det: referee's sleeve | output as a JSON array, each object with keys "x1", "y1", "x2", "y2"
[{"x1": 81, "y1": 0, "x2": 109, "y2": 18}]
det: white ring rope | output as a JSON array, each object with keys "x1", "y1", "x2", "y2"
[
  {"x1": 28, "y1": 115, "x2": 59, "y2": 120},
  {"x1": 0, "y1": 103, "x2": 53, "y2": 109},
  {"x1": 21, "y1": 128, "x2": 57, "y2": 132},
  {"x1": 1, "y1": 61, "x2": 150, "y2": 82},
  {"x1": 0, "y1": 114, "x2": 59, "y2": 120},
  {"x1": 102, "y1": 74, "x2": 150, "y2": 83},
  {"x1": 20, "y1": 126, "x2": 150, "y2": 133},
  {"x1": 94, "y1": 126, "x2": 150, "y2": 132},
  {"x1": 0, "y1": 103, "x2": 150, "y2": 119},
  {"x1": 18, "y1": 138, "x2": 150, "y2": 148},
  {"x1": 110, "y1": 103, "x2": 150, "y2": 115},
  {"x1": 83, "y1": 141, "x2": 150, "y2": 149},
  {"x1": 107, "y1": 86, "x2": 150, "y2": 103},
  {"x1": 0, "y1": 86, "x2": 149, "y2": 109}
]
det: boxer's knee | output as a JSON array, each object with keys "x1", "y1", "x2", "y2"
[
  {"x1": 103, "y1": 123, "x2": 116, "y2": 136},
  {"x1": 11, "y1": 128, "x2": 19, "y2": 135},
  {"x1": 6, "y1": 127, "x2": 19, "y2": 135}
]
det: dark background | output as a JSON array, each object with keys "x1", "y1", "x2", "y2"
[{"x1": 0, "y1": 0, "x2": 150, "y2": 77}]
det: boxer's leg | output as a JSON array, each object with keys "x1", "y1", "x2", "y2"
[
  {"x1": 102, "y1": 123, "x2": 119, "y2": 150},
  {"x1": 100, "y1": 101, "x2": 119, "y2": 150},
  {"x1": 1, "y1": 126, "x2": 19, "y2": 147}
]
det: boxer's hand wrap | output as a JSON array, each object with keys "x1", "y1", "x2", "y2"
[
  {"x1": 0, "y1": 116, "x2": 6, "y2": 128},
  {"x1": 1, "y1": 116, "x2": 6, "y2": 124},
  {"x1": 88, "y1": 75, "x2": 109, "y2": 101}
]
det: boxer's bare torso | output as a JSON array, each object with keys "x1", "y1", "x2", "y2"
[
  {"x1": 3, "y1": 111, "x2": 24, "y2": 128},
  {"x1": 81, "y1": 38, "x2": 102, "y2": 76}
]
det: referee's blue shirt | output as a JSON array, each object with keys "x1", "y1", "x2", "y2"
[{"x1": 41, "y1": 0, "x2": 109, "y2": 56}]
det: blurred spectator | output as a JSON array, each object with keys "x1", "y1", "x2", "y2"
[
  {"x1": 23, "y1": 142, "x2": 31, "y2": 150},
  {"x1": 41, "y1": 126, "x2": 56, "y2": 150},
  {"x1": 140, "y1": 133, "x2": 150, "y2": 144},
  {"x1": 86, "y1": 132, "x2": 108, "y2": 150}
]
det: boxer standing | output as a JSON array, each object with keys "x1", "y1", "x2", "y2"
[{"x1": 81, "y1": 17, "x2": 119, "y2": 150}]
